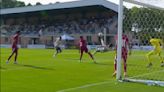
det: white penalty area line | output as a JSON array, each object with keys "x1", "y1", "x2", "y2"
[
  {"x1": 56, "y1": 80, "x2": 114, "y2": 92},
  {"x1": 124, "y1": 70, "x2": 164, "y2": 87},
  {"x1": 128, "y1": 69, "x2": 164, "y2": 79}
]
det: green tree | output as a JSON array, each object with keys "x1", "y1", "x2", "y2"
[
  {"x1": 124, "y1": 7, "x2": 164, "y2": 45},
  {"x1": 0, "y1": 0, "x2": 25, "y2": 9},
  {"x1": 16, "y1": 1, "x2": 25, "y2": 7},
  {"x1": 27, "y1": 3, "x2": 32, "y2": 6},
  {"x1": 36, "y1": 2, "x2": 42, "y2": 5}
]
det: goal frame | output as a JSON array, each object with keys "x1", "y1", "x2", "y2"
[{"x1": 116, "y1": 0, "x2": 164, "y2": 86}]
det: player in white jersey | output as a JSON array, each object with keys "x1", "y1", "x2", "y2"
[
  {"x1": 53, "y1": 36, "x2": 62, "y2": 57},
  {"x1": 92, "y1": 32, "x2": 109, "y2": 55}
]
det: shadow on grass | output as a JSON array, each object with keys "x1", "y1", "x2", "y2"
[
  {"x1": 20, "y1": 64, "x2": 55, "y2": 70},
  {"x1": 0, "y1": 66, "x2": 7, "y2": 70},
  {"x1": 95, "y1": 63, "x2": 111, "y2": 66},
  {"x1": 65, "y1": 58, "x2": 82, "y2": 60}
]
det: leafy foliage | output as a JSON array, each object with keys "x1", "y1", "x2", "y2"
[
  {"x1": 124, "y1": 7, "x2": 164, "y2": 45},
  {"x1": 0, "y1": 0, "x2": 25, "y2": 9}
]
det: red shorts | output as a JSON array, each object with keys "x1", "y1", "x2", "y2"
[
  {"x1": 80, "y1": 47, "x2": 88, "y2": 53},
  {"x1": 12, "y1": 45, "x2": 18, "y2": 52},
  {"x1": 122, "y1": 48, "x2": 128, "y2": 61}
]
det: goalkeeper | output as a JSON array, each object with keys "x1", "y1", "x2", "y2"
[{"x1": 146, "y1": 38, "x2": 164, "y2": 67}]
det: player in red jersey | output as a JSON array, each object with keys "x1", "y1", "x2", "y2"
[
  {"x1": 79, "y1": 36, "x2": 96, "y2": 63},
  {"x1": 6, "y1": 31, "x2": 20, "y2": 64},
  {"x1": 113, "y1": 34, "x2": 131, "y2": 77}
]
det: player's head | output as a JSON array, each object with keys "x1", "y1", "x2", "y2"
[
  {"x1": 16, "y1": 31, "x2": 20, "y2": 35},
  {"x1": 98, "y1": 32, "x2": 103, "y2": 38},
  {"x1": 80, "y1": 36, "x2": 83, "y2": 40}
]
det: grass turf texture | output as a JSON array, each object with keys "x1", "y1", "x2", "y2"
[{"x1": 0, "y1": 48, "x2": 164, "y2": 92}]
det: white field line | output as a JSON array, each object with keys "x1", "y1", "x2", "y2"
[
  {"x1": 56, "y1": 80, "x2": 114, "y2": 92},
  {"x1": 128, "y1": 69, "x2": 164, "y2": 79},
  {"x1": 57, "y1": 70, "x2": 164, "y2": 92}
]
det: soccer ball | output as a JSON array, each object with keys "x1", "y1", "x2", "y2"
[{"x1": 98, "y1": 32, "x2": 103, "y2": 37}]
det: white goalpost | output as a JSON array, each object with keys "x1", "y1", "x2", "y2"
[
  {"x1": 116, "y1": 0, "x2": 123, "y2": 80},
  {"x1": 117, "y1": 0, "x2": 164, "y2": 86}
]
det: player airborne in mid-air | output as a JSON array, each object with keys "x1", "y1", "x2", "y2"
[
  {"x1": 53, "y1": 36, "x2": 62, "y2": 57},
  {"x1": 79, "y1": 36, "x2": 96, "y2": 63},
  {"x1": 113, "y1": 34, "x2": 131, "y2": 77},
  {"x1": 146, "y1": 38, "x2": 164, "y2": 67},
  {"x1": 92, "y1": 32, "x2": 109, "y2": 55},
  {"x1": 6, "y1": 31, "x2": 20, "y2": 64}
]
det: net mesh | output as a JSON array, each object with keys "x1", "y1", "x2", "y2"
[{"x1": 122, "y1": 0, "x2": 164, "y2": 84}]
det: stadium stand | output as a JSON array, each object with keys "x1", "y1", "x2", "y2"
[{"x1": 0, "y1": 0, "x2": 118, "y2": 48}]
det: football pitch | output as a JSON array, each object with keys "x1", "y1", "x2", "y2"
[{"x1": 0, "y1": 48, "x2": 164, "y2": 92}]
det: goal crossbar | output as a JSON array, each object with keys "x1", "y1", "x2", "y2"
[{"x1": 124, "y1": 0, "x2": 164, "y2": 10}]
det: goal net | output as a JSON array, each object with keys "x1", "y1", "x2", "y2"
[{"x1": 117, "y1": 0, "x2": 164, "y2": 86}]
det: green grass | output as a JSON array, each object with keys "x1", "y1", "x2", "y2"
[{"x1": 0, "y1": 48, "x2": 164, "y2": 92}]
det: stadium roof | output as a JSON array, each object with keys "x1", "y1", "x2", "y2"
[{"x1": 0, "y1": 0, "x2": 118, "y2": 15}]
